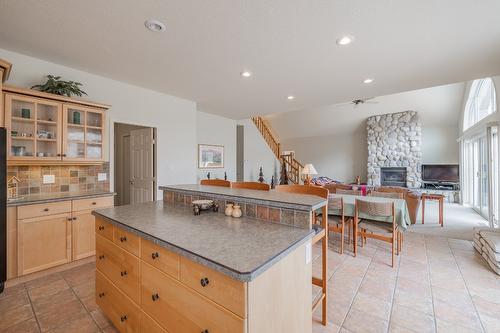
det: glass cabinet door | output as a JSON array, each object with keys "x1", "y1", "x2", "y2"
[
  {"x1": 63, "y1": 105, "x2": 104, "y2": 161},
  {"x1": 5, "y1": 94, "x2": 62, "y2": 161}
]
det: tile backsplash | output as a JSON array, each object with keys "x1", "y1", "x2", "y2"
[{"x1": 7, "y1": 163, "x2": 110, "y2": 197}]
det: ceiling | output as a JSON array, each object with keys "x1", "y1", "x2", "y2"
[
  {"x1": 0, "y1": 1, "x2": 499, "y2": 119},
  {"x1": 266, "y1": 82, "x2": 466, "y2": 140}
]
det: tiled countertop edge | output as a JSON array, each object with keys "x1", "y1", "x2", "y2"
[
  {"x1": 7, "y1": 192, "x2": 116, "y2": 207},
  {"x1": 92, "y1": 210, "x2": 314, "y2": 282},
  {"x1": 160, "y1": 186, "x2": 326, "y2": 211}
]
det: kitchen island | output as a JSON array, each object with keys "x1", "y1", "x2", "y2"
[{"x1": 93, "y1": 187, "x2": 327, "y2": 333}]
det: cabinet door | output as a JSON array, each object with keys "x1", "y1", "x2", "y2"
[
  {"x1": 72, "y1": 210, "x2": 96, "y2": 260},
  {"x1": 18, "y1": 213, "x2": 72, "y2": 275},
  {"x1": 63, "y1": 104, "x2": 105, "y2": 162},
  {"x1": 5, "y1": 94, "x2": 62, "y2": 161}
]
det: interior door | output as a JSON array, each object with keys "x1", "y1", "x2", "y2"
[{"x1": 130, "y1": 128, "x2": 155, "y2": 204}]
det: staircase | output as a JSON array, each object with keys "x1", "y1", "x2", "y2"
[{"x1": 251, "y1": 116, "x2": 304, "y2": 184}]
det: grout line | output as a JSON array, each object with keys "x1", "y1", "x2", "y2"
[
  {"x1": 386, "y1": 238, "x2": 403, "y2": 333},
  {"x1": 448, "y1": 238, "x2": 487, "y2": 333},
  {"x1": 24, "y1": 282, "x2": 43, "y2": 333},
  {"x1": 424, "y1": 234, "x2": 438, "y2": 333}
]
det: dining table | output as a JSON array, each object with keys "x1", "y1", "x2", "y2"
[{"x1": 327, "y1": 193, "x2": 412, "y2": 231}]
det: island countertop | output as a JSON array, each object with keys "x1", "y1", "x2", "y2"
[
  {"x1": 93, "y1": 201, "x2": 314, "y2": 282},
  {"x1": 160, "y1": 184, "x2": 326, "y2": 211}
]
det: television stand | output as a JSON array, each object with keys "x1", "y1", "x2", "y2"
[{"x1": 423, "y1": 182, "x2": 459, "y2": 191}]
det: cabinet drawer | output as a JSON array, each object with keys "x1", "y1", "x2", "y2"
[
  {"x1": 73, "y1": 195, "x2": 114, "y2": 211},
  {"x1": 180, "y1": 257, "x2": 246, "y2": 318},
  {"x1": 18, "y1": 200, "x2": 71, "y2": 219},
  {"x1": 96, "y1": 270, "x2": 140, "y2": 333},
  {"x1": 141, "y1": 239, "x2": 179, "y2": 279},
  {"x1": 95, "y1": 217, "x2": 113, "y2": 241},
  {"x1": 141, "y1": 262, "x2": 244, "y2": 333},
  {"x1": 114, "y1": 227, "x2": 140, "y2": 257},
  {"x1": 96, "y1": 235, "x2": 140, "y2": 304},
  {"x1": 140, "y1": 311, "x2": 168, "y2": 333}
]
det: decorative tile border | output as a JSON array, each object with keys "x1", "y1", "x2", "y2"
[{"x1": 163, "y1": 189, "x2": 313, "y2": 229}]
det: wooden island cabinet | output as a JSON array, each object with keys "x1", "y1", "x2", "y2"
[{"x1": 93, "y1": 200, "x2": 317, "y2": 333}]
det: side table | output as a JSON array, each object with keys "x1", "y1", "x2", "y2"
[{"x1": 421, "y1": 193, "x2": 444, "y2": 227}]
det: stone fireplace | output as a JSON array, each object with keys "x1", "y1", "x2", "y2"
[{"x1": 367, "y1": 111, "x2": 422, "y2": 188}]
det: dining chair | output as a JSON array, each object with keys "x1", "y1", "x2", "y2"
[
  {"x1": 369, "y1": 190, "x2": 404, "y2": 199},
  {"x1": 200, "y1": 179, "x2": 231, "y2": 187},
  {"x1": 336, "y1": 188, "x2": 362, "y2": 196},
  {"x1": 328, "y1": 196, "x2": 351, "y2": 254},
  {"x1": 275, "y1": 184, "x2": 329, "y2": 325},
  {"x1": 354, "y1": 199, "x2": 398, "y2": 267},
  {"x1": 231, "y1": 181, "x2": 270, "y2": 191}
]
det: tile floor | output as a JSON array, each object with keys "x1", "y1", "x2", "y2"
[
  {"x1": 0, "y1": 262, "x2": 117, "y2": 333},
  {"x1": 312, "y1": 231, "x2": 500, "y2": 333},
  {"x1": 0, "y1": 230, "x2": 499, "y2": 333}
]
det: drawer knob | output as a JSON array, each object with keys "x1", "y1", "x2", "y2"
[
  {"x1": 43, "y1": 208, "x2": 49, "y2": 212},
  {"x1": 151, "y1": 252, "x2": 160, "y2": 259},
  {"x1": 120, "y1": 270, "x2": 127, "y2": 277},
  {"x1": 92, "y1": 202, "x2": 97, "y2": 205},
  {"x1": 120, "y1": 315, "x2": 128, "y2": 322},
  {"x1": 151, "y1": 293, "x2": 160, "y2": 301},
  {"x1": 98, "y1": 255, "x2": 105, "y2": 260},
  {"x1": 120, "y1": 236, "x2": 127, "y2": 242},
  {"x1": 98, "y1": 226, "x2": 104, "y2": 231},
  {"x1": 200, "y1": 277, "x2": 210, "y2": 287},
  {"x1": 98, "y1": 292, "x2": 105, "y2": 298},
  {"x1": 72, "y1": 217, "x2": 77, "y2": 221},
  {"x1": 201, "y1": 330, "x2": 209, "y2": 333}
]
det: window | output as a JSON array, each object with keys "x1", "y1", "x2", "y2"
[{"x1": 463, "y1": 78, "x2": 497, "y2": 130}]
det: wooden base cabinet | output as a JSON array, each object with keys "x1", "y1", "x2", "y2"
[
  {"x1": 96, "y1": 217, "x2": 312, "y2": 333},
  {"x1": 18, "y1": 213, "x2": 72, "y2": 275},
  {"x1": 12, "y1": 195, "x2": 114, "y2": 278}
]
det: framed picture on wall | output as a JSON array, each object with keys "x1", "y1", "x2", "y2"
[{"x1": 198, "y1": 144, "x2": 224, "y2": 168}]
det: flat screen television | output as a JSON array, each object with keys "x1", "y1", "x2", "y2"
[{"x1": 421, "y1": 164, "x2": 459, "y2": 183}]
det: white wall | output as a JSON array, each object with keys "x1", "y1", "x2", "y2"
[
  {"x1": 195, "y1": 111, "x2": 236, "y2": 181},
  {"x1": 238, "y1": 119, "x2": 280, "y2": 183},
  {"x1": 0, "y1": 48, "x2": 198, "y2": 199},
  {"x1": 281, "y1": 126, "x2": 367, "y2": 183},
  {"x1": 421, "y1": 125, "x2": 459, "y2": 163}
]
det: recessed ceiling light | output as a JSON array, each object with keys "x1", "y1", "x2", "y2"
[
  {"x1": 241, "y1": 71, "x2": 252, "y2": 78},
  {"x1": 336, "y1": 35, "x2": 354, "y2": 46},
  {"x1": 144, "y1": 19, "x2": 166, "y2": 32},
  {"x1": 363, "y1": 78, "x2": 374, "y2": 84},
  {"x1": 287, "y1": 95, "x2": 295, "y2": 100}
]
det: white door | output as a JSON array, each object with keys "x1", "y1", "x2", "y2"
[{"x1": 130, "y1": 128, "x2": 155, "y2": 204}]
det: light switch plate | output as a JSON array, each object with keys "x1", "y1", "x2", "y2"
[
  {"x1": 97, "y1": 173, "x2": 107, "y2": 181},
  {"x1": 305, "y1": 242, "x2": 312, "y2": 264},
  {"x1": 43, "y1": 175, "x2": 55, "y2": 184}
]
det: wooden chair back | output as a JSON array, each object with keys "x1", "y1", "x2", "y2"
[
  {"x1": 323, "y1": 183, "x2": 351, "y2": 193},
  {"x1": 275, "y1": 184, "x2": 329, "y2": 199},
  {"x1": 231, "y1": 182, "x2": 270, "y2": 191},
  {"x1": 336, "y1": 189, "x2": 362, "y2": 196},
  {"x1": 369, "y1": 191, "x2": 404, "y2": 199},
  {"x1": 356, "y1": 199, "x2": 395, "y2": 218},
  {"x1": 200, "y1": 179, "x2": 231, "y2": 187}
]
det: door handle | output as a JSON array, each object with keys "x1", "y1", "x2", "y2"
[{"x1": 129, "y1": 180, "x2": 135, "y2": 185}]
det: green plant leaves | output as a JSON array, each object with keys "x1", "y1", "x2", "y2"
[{"x1": 31, "y1": 75, "x2": 87, "y2": 97}]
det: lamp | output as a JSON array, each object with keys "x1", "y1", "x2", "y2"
[{"x1": 302, "y1": 163, "x2": 318, "y2": 185}]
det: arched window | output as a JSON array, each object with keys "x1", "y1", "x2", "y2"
[{"x1": 464, "y1": 78, "x2": 497, "y2": 130}]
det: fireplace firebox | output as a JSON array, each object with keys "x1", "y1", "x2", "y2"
[{"x1": 380, "y1": 167, "x2": 407, "y2": 187}]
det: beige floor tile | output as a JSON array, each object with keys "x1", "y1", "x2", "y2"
[
  {"x1": 32, "y1": 288, "x2": 78, "y2": 315},
  {"x1": 72, "y1": 279, "x2": 95, "y2": 300},
  {"x1": 478, "y1": 313, "x2": 500, "y2": 333},
  {"x1": 390, "y1": 304, "x2": 435, "y2": 333},
  {"x1": 36, "y1": 296, "x2": 87, "y2": 332},
  {"x1": 351, "y1": 292, "x2": 392, "y2": 321},
  {"x1": 90, "y1": 308, "x2": 112, "y2": 329},
  {"x1": 393, "y1": 290, "x2": 434, "y2": 316},
  {"x1": 27, "y1": 275, "x2": 70, "y2": 302},
  {"x1": 342, "y1": 308, "x2": 389, "y2": 333},
  {"x1": 0, "y1": 289, "x2": 31, "y2": 313},
  {"x1": 0, "y1": 283, "x2": 27, "y2": 300},
  {"x1": 80, "y1": 294, "x2": 99, "y2": 313},
  {"x1": 45, "y1": 312, "x2": 99, "y2": 333},
  {"x1": 61, "y1": 263, "x2": 96, "y2": 287},
  {"x1": 2, "y1": 318, "x2": 40, "y2": 333},
  {"x1": 312, "y1": 315, "x2": 341, "y2": 333},
  {"x1": 388, "y1": 323, "x2": 419, "y2": 333},
  {"x1": 433, "y1": 299, "x2": 483, "y2": 331},
  {"x1": 435, "y1": 319, "x2": 482, "y2": 333},
  {"x1": 0, "y1": 303, "x2": 34, "y2": 331}
]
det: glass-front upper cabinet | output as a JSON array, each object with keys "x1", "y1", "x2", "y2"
[
  {"x1": 63, "y1": 104, "x2": 105, "y2": 161},
  {"x1": 4, "y1": 94, "x2": 62, "y2": 161}
]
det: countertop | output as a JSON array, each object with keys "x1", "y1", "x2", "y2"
[
  {"x1": 7, "y1": 191, "x2": 115, "y2": 206},
  {"x1": 160, "y1": 184, "x2": 327, "y2": 211},
  {"x1": 93, "y1": 201, "x2": 314, "y2": 282}
]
